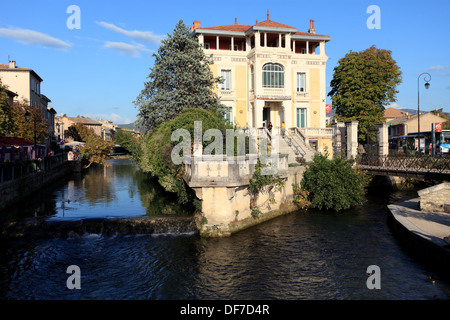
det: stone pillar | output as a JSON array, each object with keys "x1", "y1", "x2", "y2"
[
  {"x1": 345, "y1": 121, "x2": 359, "y2": 159},
  {"x1": 376, "y1": 122, "x2": 389, "y2": 158},
  {"x1": 332, "y1": 122, "x2": 346, "y2": 158}
]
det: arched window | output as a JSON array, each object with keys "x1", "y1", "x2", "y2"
[{"x1": 262, "y1": 63, "x2": 284, "y2": 88}]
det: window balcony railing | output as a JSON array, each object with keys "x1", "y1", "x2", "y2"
[
  {"x1": 219, "y1": 90, "x2": 235, "y2": 97},
  {"x1": 295, "y1": 91, "x2": 309, "y2": 99}
]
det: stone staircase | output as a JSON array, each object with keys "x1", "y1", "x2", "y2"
[{"x1": 266, "y1": 128, "x2": 317, "y2": 164}]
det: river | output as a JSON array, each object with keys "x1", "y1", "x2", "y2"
[{"x1": 0, "y1": 158, "x2": 449, "y2": 300}]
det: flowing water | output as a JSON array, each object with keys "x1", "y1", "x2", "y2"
[{"x1": 0, "y1": 158, "x2": 449, "y2": 300}]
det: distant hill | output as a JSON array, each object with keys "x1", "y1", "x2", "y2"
[
  {"x1": 398, "y1": 108, "x2": 417, "y2": 115},
  {"x1": 117, "y1": 122, "x2": 138, "y2": 130}
]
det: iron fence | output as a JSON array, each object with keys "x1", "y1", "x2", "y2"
[
  {"x1": 0, "y1": 154, "x2": 67, "y2": 184},
  {"x1": 357, "y1": 153, "x2": 450, "y2": 175}
]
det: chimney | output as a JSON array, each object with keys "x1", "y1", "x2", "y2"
[
  {"x1": 9, "y1": 60, "x2": 16, "y2": 69},
  {"x1": 308, "y1": 19, "x2": 316, "y2": 34},
  {"x1": 235, "y1": 17, "x2": 237, "y2": 24},
  {"x1": 193, "y1": 21, "x2": 201, "y2": 30},
  {"x1": 267, "y1": 9, "x2": 270, "y2": 20}
]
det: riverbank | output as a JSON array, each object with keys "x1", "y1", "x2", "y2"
[
  {"x1": 387, "y1": 197, "x2": 450, "y2": 279},
  {"x1": 0, "y1": 159, "x2": 80, "y2": 212}
]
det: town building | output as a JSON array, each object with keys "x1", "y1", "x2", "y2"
[
  {"x1": 97, "y1": 120, "x2": 118, "y2": 141},
  {"x1": 55, "y1": 116, "x2": 103, "y2": 142},
  {"x1": 384, "y1": 107, "x2": 412, "y2": 123},
  {"x1": 388, "y1": 112, "x2": 448, "y2": 152},
  {"x1": 190, "y1": 11, "x2": 333, "y2": 156},
  {"x1": 0, "y1": 60, "x2": 56, "y2": 145}
]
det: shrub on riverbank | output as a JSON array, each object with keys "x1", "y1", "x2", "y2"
[
  {"x1": 299, "y1": 153, "x2": 368, "y2": 212},
  {"x1": 137, "y1": 108, "x2": 232, "y2": 204}
]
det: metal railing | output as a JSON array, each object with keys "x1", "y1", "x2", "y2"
[
  {"x1": 357, "y1": 153, "x2": 450, "y2": 176},
  {"x1": 0, "y1": 154, "x2": 68, "y2": 185}
]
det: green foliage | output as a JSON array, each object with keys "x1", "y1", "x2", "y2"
[
  {"x1": 113, "y1": 129, "x2": 140, "y2": 156},
  {"x1": 300, "y1": 153, "x2": 368, "y2": 212},
  {"x1": 443, "y1": 121, "x2": 450, "y2": 130},
  {"x1": 0, "y1": 81, "x2": 14, "y2": 135},
  {"x1": 68, "y1": 123, "x2": 115, "y2": 168},
  {"x1": 328, "y1": 46, "x2": 402, "y2": 143},
  {"x1": 67, "y1": 123, "x2": 85, "y2": 142},
  {"x1": 292, "y1": 183, "x2": 311, "y2": 210},
  {"x1": 138, "y1": 108, "x2": 232, "y2": 204},
  {"x1": 9, "y1": 101, "x2": 48, "y2": 143},
  {"x1": 248, "y1": 160, "x2": 285, "y2": 211},
  {"x1": 251, "y1": 208, "x2": 262, "y2": 218},
  {"x1": 134, "y1": 19, "x2": 225, "y2": 131}
]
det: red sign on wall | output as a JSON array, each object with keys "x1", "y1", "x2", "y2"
[
  {"x1": 435, "y1": 122, "x2": 442, "y2": 133},
  {"x1": 325, "y1": 104, "x2": 331, "y2": 113}
]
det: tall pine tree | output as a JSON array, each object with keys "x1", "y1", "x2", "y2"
[
  {"x1": 134, "y1": 20, "x2": 224, "y2": 131},
  {"x1": 328, "y1": 46, "x2": 402, "y2": 143}
]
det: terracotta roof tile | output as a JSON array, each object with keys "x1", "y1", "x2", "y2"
[
  {"x1": 293, "y1": 31, "x2": 330, "y2": 38},
  {"x1": 196, "y1": 19, "x2": 330, "y2": 37},
  {"x1": 0, "y1": 137, "x2": 34, "y2": 147},
  {"x1": 0, "y1": 63, "x2": 32, "y2": 71},
  {"x1": 66, "y1": 117, "x2": 101, "y2": 125},
  {"x1": 384, "y1": 107, "x2": 409, "y2": 118},
  {"x1": 200, "y1": 24, "x2": 252, "y2": 32},
  {"x1": 254, "y1": 19, "x2": 296, "y2": 29}
]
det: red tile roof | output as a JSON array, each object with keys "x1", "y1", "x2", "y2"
[
  {"x1": 0, "y1": 63, "x2": 32, "y2": 71},
  {"x1": 195, "y1": 19, "x2": 329, "y2": 38},
  {"x1": 0, "y1": 137, "x2": 34, "y2": 147},
  {"x1": 66, "y1": 116, "x2": 101, "y2": 125},
  {"x1": 200, "y1": 24, "x2": 253, "y2": 32},
  {"x1": 254, "y1": 19, "x2": 296, "y2": 29},
  {"x1": 384, "y1": 107, "x2": 410, "y2": 118},
  {"x1": 293, "y1": 31, "x2": 330, "y2": 38}
]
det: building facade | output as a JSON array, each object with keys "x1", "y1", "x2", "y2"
[
  {"x1": 191, "y1": 12, "x2": 332, "y2": 152},
  {"x1": 55, "y1": 116, "x2": 103, "y2": 142},
  {"x1": 0, "y1": 60, "x2": 56, "y2": 144}
]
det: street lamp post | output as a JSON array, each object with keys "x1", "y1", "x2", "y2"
[{"x1": 417, "y1": 72, "x2": 431, "y2": 154}]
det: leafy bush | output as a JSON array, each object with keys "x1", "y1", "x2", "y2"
[
  {"x1": 137, "y1": 108, "x2": 233, "y2": 204},
  {"x1": 292, "y1": 183, "x2": 311, "y2": 210},
  {"x1": 300, "y1": 153, "x2": 368, "y2": 212},
  {"x1": 248, "y1": 160, "x2": 285, "y2": 210}
]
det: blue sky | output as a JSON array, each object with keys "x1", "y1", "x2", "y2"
[{"x1": 1, "y1": 0, "x2": 449, "y2": 124}]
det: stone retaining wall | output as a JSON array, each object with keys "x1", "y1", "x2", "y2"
[
  {"x1": 0, "y1": 161, "x2": 78, "y2": 212},
  {"x1": 418, "y1": 182, "x2": 450, "y2": 213}
]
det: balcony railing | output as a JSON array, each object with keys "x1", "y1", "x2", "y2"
[{"x1": 297, "y1": 127, "x2": 332, "y2": 138}]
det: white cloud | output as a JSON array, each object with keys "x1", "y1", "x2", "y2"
[
  {"x1": 0, "y1": 26, "x2": 71, "y2": 49},
  {"x1": 388, "y1": 103, "x2": 401, "y2": 109},
  {"x1": 427, "y1": 65, "x2": 446, "y2": 70},
  {"x1": 84, "y1": 113, "x2": 133, "y2": 125},
  {"x1": 102, "y1": 41, "x2": 152, "y2": 57},
  {"x1": 97, "y1": 21, "x2": 164, "y2": 44}
]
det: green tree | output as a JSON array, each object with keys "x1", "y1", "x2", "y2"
[
  {"x1": 68, "y1": 123, "x2": 114, "y2": 168},
  {"x1": 0, "y1": 81, "x2": 14, "y2": 135},
  {"x1": 113, "y1": 129, "x2": 140, "y2": 156},
  {"x1": 134, "y1": 19, "x2": 224, "y2": 131},
  {"x1": 9, "y1": 101, "x2": 48, "y2": 143},
  {"x1": 300, "y1": 153, "x2": 368, "y2": 212},
  {"x1": 328, "y1": 46, "x2": 402, "y2": 143},
  {"x1": 138, "y1": 108, "x2": 232, "y2": 204}
]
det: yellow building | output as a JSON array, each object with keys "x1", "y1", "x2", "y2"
[
  {"x1": 191, "y1": 11, "x2": 332, "y2": 157},
  {"x1": 0, "y1": 60, "x2": 56, "y2": 144}
]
